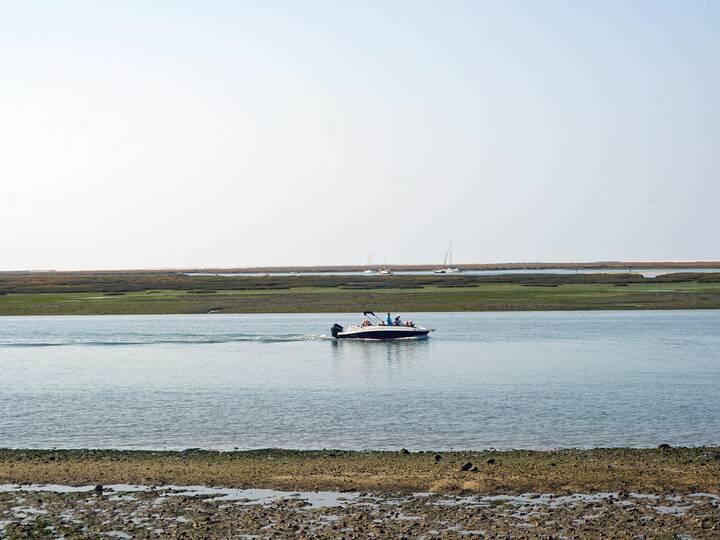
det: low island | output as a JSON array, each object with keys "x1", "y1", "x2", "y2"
[{"x1": 2, "y1": 267, "x2": 720, "y2": 315}]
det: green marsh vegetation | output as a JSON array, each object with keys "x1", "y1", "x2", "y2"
[{"x1": 1, "y1": 271, "x2": 720, "y2": 315}]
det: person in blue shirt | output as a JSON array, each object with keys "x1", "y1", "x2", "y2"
[{"x1": 386, "y1": 313, "x2": 392, "y2": 326}]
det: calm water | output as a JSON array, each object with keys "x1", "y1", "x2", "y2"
[
  {"x1": 188, "y1": 268, "x2": 720, "y2": 278},
  {"x1": 1, "y1": 311, "x2": 719, "y2": 450}
]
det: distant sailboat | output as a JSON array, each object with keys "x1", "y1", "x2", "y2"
[
  {"x1": 363, "y1": 252, "x2": 378, "y2": 274},
  {"x1": 379, "y1": 253, "x2": 393, "y2": 275},
  {"x1": 445, "y1": 243, "x2": 462, "y2": 273},
  {"x1": 434, "y1": 243, "x2": 462, "y2": 274}
]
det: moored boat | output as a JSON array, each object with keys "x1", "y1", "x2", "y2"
[
  {"x1": 434, "y1": 242, "x2": 462, "y2": 274},
  {"x1": 331, "y1": 312, "x2": 432, "y2": 340},
  {"x1": 363, "y1": 252, "x2": 378, "y2": 273},
  {"x1": 379, "y1": 254, "x2": 393, "y2": 274}
]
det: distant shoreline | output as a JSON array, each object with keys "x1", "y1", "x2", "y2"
[{"x1": 2, "y1": 260, "x2": 720, "y2": 275}]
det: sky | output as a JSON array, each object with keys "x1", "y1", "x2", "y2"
[{"x1": 1, "y1": 1, "x2": 718, "y2": 270}]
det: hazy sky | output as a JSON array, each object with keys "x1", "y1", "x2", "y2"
[{"x1": 1, "y1": 1, "x2": 718, "y2": 270}]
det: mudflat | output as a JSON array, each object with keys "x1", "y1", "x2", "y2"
[
  {"x1": 2, "y1": 485, "x2": 719, "y2": 539},
  {"x1": 2, "y1": 448, "x2": 720, "y2": 538}
]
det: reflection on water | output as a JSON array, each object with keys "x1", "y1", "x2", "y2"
[
  {"x1": 0, "y1": 311, "x2": 719, "y2": 450},
  {"x1": 330, "y1": 337, "x2": 431, "y2": 366}
]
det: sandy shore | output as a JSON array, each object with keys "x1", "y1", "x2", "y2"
[
  {"x1": 2, "y1": 448, "x2": 719, "y2": 538},
  {"x1": 2, "y1": 447, "x2": 719, "y2": 495}
]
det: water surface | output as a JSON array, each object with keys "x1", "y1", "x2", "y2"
[
  {"x1": 188, "y1": 268, "x2": 720, "y2": 278},
  {"x1": 1, "y1": 311, "x2": 718, "y2": 450}
]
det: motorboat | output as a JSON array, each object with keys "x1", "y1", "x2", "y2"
[{"x1": 331, "y1": 312, "x2": 433, "y2": 340}]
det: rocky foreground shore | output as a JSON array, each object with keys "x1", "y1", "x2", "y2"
[
  {"x1": 1, "y1": 486, "x2": 719, "y2": 539},
  {"x1": 1, "y1": 447, "x2": 719, "y2": 538}
]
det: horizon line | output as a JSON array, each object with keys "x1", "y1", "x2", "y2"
[{"x1": 2, "y1": 260, "x2": 720, "y2": 274}]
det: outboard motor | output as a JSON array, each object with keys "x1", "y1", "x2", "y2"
[{"x1": 331, "y1": 323, "x2": 343, "y2": 338}]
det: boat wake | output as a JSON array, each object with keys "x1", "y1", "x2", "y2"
[{"x1": 0, "y1": 333, "x2": 334, "y2": 347}]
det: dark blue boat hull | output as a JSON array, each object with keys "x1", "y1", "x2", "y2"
[{"x1": 335, "y1": 329, "x2": 430, "y2": 340}]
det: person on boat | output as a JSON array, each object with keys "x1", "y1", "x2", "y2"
[
  {"x1": 394, "y1": 315, "x2": 401, "y2": 326},
  {"x1": 386, "y1": 313, "x2": 392, "y2": 326}
]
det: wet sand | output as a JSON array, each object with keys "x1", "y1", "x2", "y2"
[{"x1": 1, "y1": 448, "x2": 719, "y2": 538}]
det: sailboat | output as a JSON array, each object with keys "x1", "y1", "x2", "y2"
[
  {"x1": 363, "y1": 252, "x2": 378, "y2": 274},
  {"x1": 434, "y1": 243, "x2": 462, "y2": 274},
  {"x1": 379, "y1": 253, "x2": 393, "y2": 275}
]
